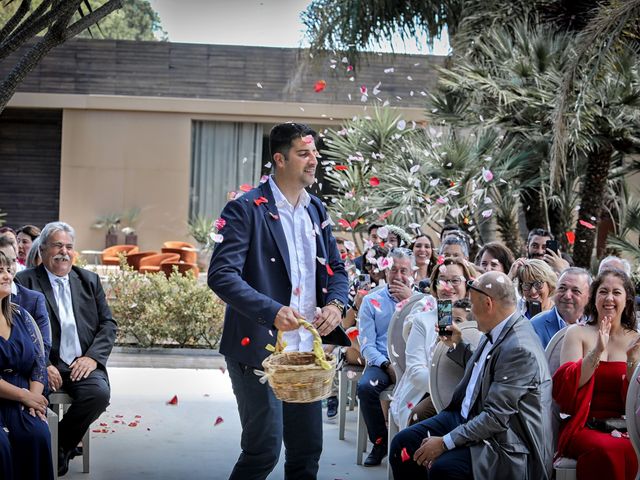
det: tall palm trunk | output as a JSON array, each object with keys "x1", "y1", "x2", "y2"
[{"x1": 572, "y1": 144, "x2": 613, "y2": 268}]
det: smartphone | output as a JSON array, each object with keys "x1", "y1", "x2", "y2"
[
  {"x1": 437, "y1": 299, "x2": 453, "y2": 336},
  {"x1": 546, "y1": 239, "x2": 559, "y2": 254},
  {"x1": 358, "y1": 274, "x2": 371, "y2": 288},
  {"x1": 527, "y1": 300, "x2": 542, "y2": 318}
]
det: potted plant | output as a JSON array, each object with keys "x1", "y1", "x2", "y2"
[
  {"x1": 92, "y1": 213, "x2": 121, "y2": 248},
  {"x1": 121, "y1": 208, "x2": 141, "y2": 245},
  {"x1": 187, "y1": 215, "x2": 216, "y2": 270}
]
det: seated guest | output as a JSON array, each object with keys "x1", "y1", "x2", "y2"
[
  {"x1": 0, "y1": 236, "x2": 52, "y2": 359},
  {"x1": 515, "y1": 259, "x2": 557, "y2": 318},
  {"x1": 16, "y1": 224, "x2": 41, "y2": 267},
  {"x1": 411, "y1": 232, "x2": 437, "y2": 291},
  {"x1": 531, "y1": 267, "x2": 591, "y2": 349},
  {"x1": 476, "y1": 241, "x2": 514, "y2": 273},
  {"x1": 390, "y1": 272, "x2": 553, "y2": 480},
  {"x1": 598, "y1": 255, "x2": 632, "y2": 276},
  {"x1": 439, "y1": 235, "x2": 469, "y2": 261},
  {"x1": 357, "y1": 248, "x2": 414, "y2": 466},
  {"x1": 553, "y1": 269, "x2": 639, "y2": 480},
  {"x1": 16, "y1": 221, "x2": 117, "y2": 477},
  {"x1": 0, "y1": 250, "x2": 54, "y2": 480},
  {"x1": 0, "y1": 228, "x2": 20, "y2": 271},
  {"x1": 26, "y1": 236, "x2": 42, "y2": 268}
]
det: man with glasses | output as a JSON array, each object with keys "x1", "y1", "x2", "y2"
[
  {"x1": 17, "y1": 221, "x2": 117, "y2": 477},
  {"x1": 390, "y1": 271, "x2": 552, "y2": 479},
  {"x1": 358, "y1": 247, "x2": 415, "y2": 466}
]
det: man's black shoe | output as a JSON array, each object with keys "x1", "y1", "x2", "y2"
[
  {"x1": 326, "y1": 396, "x2": 338, "y2": 418},
  {"x1": 70, "y1": 446, "x2": 83, "y2": 459},
  {"x1": 58, "y1": 448, "x2": 73, "y2": 477},
  {"x1": 363, "y1": 443, "x2": 387, "y2": 467}
]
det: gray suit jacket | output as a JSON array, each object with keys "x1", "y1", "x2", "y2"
[{"x1": 446, "y1": 314, "x2": 553, "y2": 480}]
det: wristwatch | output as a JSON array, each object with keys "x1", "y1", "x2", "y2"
[{"x1": 326, "y1": 299, "x2": 345, "y2": 313}]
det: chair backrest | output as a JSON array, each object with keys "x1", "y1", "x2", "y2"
[
  {"x1": 387, "y1": 293, "x2": 426, "y2": 377},
  {"x1": 163, "y1": 241, "x2": 195, "y2": 250},
  {"x1": 429, "y1": 321, "x2": 483, "y2": 413},
  {"x1": 161, "y1": 247, "x2": 198, "y2": 264},
  {"x1": 545, "y1": 326, "x2": 569, "y2": 376},
  {"x1": 625, "y1": 363, "x2": 640, "y2": 470},
  {"x1": 139, "y1": 253, "x2": 181, "y2": 268},
  {"x1": 102, "y1": 244, "x2": 138, "y2": 258},
  {"x1": 126, "y1": 251, "x2": 157, "y2": 270}
]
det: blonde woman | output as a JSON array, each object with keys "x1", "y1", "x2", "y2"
[{"x1": 515, "y1": 259, "x2": 557, "y2": 318}]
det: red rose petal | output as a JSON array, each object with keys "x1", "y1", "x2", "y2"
[
  {"x1": 241, "y1": 337, "x2": 251, "y2": 346},
  {"x1": 369, "y1": 177, "x2": 380, "y2": 187},
  {"x1": 326, "y1": 264, "x2": 334, "y2": 276},
  {"x1": 334, "y1": 165, "x2": 348, "y2": 171},
  {"x1": 350, "y1": 220, "x2": 359, "y2": 228},
  {"x1": 239, "y1": 184, "x2": 252, "y2": 192},
  {"x1": 100, "y1": 422, "x2": 108, "y2": 426},
  {"x1": 254, "y1": 196, "x2": 268, "y2": 206},
  {"x1": 401, "y1": 447, "x2": 410, "y2": 462},
  {"x1": 565, "y1": 231, "x2": 575, "y2": 245},
  {"x1": 370, "y1": 299, "x2": 381, "y2": 309},
  {"x1": 128, "y1": 422, "x2": 138, "y2": 427},
  {"x1": 314, "y1": 80, "x2": 326, "y2": 93},
  {"x1": 378, "y1": 210, "x2": 392, "y2": 220},
  {"x1": 407, "y1": 402, "x2": 414, "y2": 409},
  {"x1": 166, "y1": 395, "x2": 178, "y2": 405},
  {"x1": 346, "y1": 327, "x2": 359, "y2": 341},
  {"x1": 579, "y1": 219, "x2": 596, "y2": 229},
  {"x1": 338, "y1": 219, "x2": 351, "y2": 229},
  {"x1": 214, "y1": 416, "x2": 224, "y2": 426}
]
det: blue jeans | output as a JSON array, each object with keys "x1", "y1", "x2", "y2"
[
  {"x1": 226, "y1": 357, "x2": 322, "y2": 480},
  {"x1": 390, "y1": 410, "x2": 472, "y2": 479},
  {"x1": 356, "y1": 365, "x2": 392, "y2": 445}
]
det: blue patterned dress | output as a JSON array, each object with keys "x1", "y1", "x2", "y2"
[{"x1": 0, "y1": 304, "x2": 53, "y2": 479}]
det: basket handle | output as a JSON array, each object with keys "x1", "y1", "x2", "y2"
[{"x1": 274, "y1": 318, "x2": 332, "y2": 370}]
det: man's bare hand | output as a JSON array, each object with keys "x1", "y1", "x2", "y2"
[
  {"x1": 389, "y1": 279, "x2": 412, "y2": 302},
  {"x1": 414, "y1": 436, "x2": 446, "y2": 468},
  {"x1": 47, "y1": 365, "x2": 63, "y2": 391},
  {"x1": 437, "y1": 321, "x2": 463, "y2": 349},
  {"x1": 314, "y1": 305, "x2": 341, "y2": 336},
  {"x1": 274, "y1": 306, "x2": 302, "y2": 332},
  {"x1": 69, "y1": 356, "x2": 97, "y2": 382},
  {"x1": 543, "y1": 249, "x2": 570, "y2": 274}
]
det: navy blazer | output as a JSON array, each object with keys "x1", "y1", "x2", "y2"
[
  {"x1": 12, "y1": 283, "x2": 52, "y2": 359},
  {"x1": 16, "y1": 265, "x2": 117, "y2": 371},
  {"x1": 530, "y1": 307, "x2": 562, "y2": 349},
  {"x1": 208, "y1": 180, "x2": 349, "y2": 368}
]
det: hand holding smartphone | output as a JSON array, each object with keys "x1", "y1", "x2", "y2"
[
  {"x1": 545, "y1": 239, "x2": 559, "y2": 255},
  {"x1": 437, "y1": 299, "x2": 453, "y2": 336}
]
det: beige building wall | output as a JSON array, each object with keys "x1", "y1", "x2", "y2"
[{"x1": 60, "y1": 109, "x2": 192, "y2": 252}]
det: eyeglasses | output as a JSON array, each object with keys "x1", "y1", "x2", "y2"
[
  {"x1": 48, "y1": 242, "x2": 74, "y2": 251},
  {"x1": 466, "y1": 280, "x2": 492, "y2": 298},
  {"x1": 439, "y1": 277, "x2": 464, "y2": 287},
  {"x1": 521, "y1": 281, "x2": 544, "y2": 292}
]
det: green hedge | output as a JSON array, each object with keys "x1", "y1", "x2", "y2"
[{"x1": 107, "y1": 265, "x2": 225, "y2": 348}]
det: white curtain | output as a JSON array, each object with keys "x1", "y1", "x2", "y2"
[{"x1": 190, "y1": 121, "x2": 264, "y2": 220}]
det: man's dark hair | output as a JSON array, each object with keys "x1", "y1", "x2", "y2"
[
  {"x1": 269, "y1": 123, "x2": 317, "y2": 160},
  {"x1": 527, "y1": 228, "x2": 553, "y2": 244},
  {"x1": 368, "y1": 223, "x2": 381, "y2": 235},
  {"x1": 453, "y1": 298, "x2": 472, "y2": 321}
]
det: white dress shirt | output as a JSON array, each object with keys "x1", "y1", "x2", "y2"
[
  {"x1": 269, "y1": 176, "x2": 317, "y2": 352},
  {"x1": 45, "y1": 268, "x2": 82, "y2": 363},
  {"x1": 443, "y1": 313, "x2": 514, "y2": 450}
]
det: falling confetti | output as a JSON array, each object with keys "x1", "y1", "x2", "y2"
[
  {"x1": 401, "y1": 447, "x2": 410, "y2": 462},
  {"x1": 239, "y1": 183, "x2": 252, "y2": 192},
  {"x1": 254, "y1": 196, "x2": 268, "y2": 206},
  {"x1": 302, "y1": 135, "x2": 314, "y2": 144},
  {"x1": 370, "y1": 299, "x2": 382, "y2": 311},
  {"x1": 210, "y1": 233, "x2": 224, "y2": 244},
  {"x1": 214, "y1": 218, "x2": 226, "y2": 230},
  {"x1": 579, "y1": 219, "x2": 596, "y2": 229},
  {"x1": 214, "y1": 416, "x2": 224, "y2": 426},
  {"x1": 346, "y1": 327, "x2": 359, "y2": 341},
  {"x1": 482, "y1": 168, "x2": 494, "y2": 182},
  {"x1": 314, "y1": 80, "x2": 327, "y2": 93},
  {"x1": 369, "y1": 177, "x2": 380, "y2": 187},
  {"x1": 166, "y1": 395, "x2": 178, "y2": 405},
  {"x1": 241, "y1": 337, "x2": 251, "y2": 346},
  {"x1": 566, "y1": 231, "x2": 576, "y2": 245},
  {"x1": 326, "y1": 264, "x2": 334, "y2": 276},
  {"x1": 334, "y1": 165, "x2": 348, "y2": 171},
  {"x1": 375, "y1": 437, "x2": 384, "y2": 445}
]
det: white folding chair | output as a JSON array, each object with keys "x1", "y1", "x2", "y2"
[
  {"x1": 429, "y1": 322, "x2": 482, "y2": 412},
  {"x1": 338, "y1": 364, "x2": 363, "y2": 440},
  {"x1": 625, "y1": 363, "x2": 640, "y2": 480},
  {"x1": 49, "y1": 391, "x2": 91, "y2": 476}
]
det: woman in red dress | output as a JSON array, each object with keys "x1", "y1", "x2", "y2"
[{"x1": 553, "y1": 269, "x2": 640, "y2": 479}]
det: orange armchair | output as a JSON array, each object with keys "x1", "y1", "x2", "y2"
[
  {"x1": 126, "y1": 251, "x2": 158, "y2": 271},
  {"x1": 160, "y1": 247, "x2": 197, "y2": 265},
  {"x1": 160, "y1": 261, "x2": 200, "y2": 278},
  {"x1": 102, "y1": 245, "x2": 139, "y2": 266},
  {"x1": 162, "y1": 241, "x2": 195, "y2": 250},
  {"x1": 138, "y1": 253, "x2": 180, "y2": 274}
]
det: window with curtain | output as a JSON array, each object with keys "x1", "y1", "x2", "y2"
[{"x1": 190, "y1": 121, "x2": 264, "y2": 220}]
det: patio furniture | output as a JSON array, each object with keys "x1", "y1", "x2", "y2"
[
  {"x1": 138, "y1": 253, "x2": 181, "y2": 274},
  {"x1": 160, "y1": 247, "x2": 198, "y2": 264},
  {"x1": 162, "y1": 241, "x2": 195, "y2": 250},
  {"x1": 101, "y1": 245, "x2": 139, "y2": 265},
  {"x1": 160, "y1": 261, "x2": 199, "y2": 278},
  {"x1": 125, "y1": 251, "x2": 157, "y2": 271}
]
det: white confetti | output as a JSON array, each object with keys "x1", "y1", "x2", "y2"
[
  {"x1": 396, "y1": 119, "x2": 406, "y2": 130},
  {"x1": 376, "y1": 226, "x2": 389, "y2": 239},
  {"x1": 316, "y1": 257, "x2": 326, "y2": 265},
  {"x1": 256, "y1": 82, "x2": 263, "y2": 89},
  {"x1": 370, "y1": 379, "x2": 379, "y2": 386},
  {"x1": 384, "y1": 67, "x2": 395, "y2": 73}
]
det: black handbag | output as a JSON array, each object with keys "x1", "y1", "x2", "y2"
[{"x1": 585, "y1": 417, "x2": 627, "y2": 433}]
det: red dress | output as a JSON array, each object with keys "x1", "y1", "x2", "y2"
[{"x1": 553, "y1": 360, "x2": 638, "y2": 480}]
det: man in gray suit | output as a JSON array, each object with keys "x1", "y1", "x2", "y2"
[{"x1": 389, "y1": 271, "x2": 552, "y2": 479}]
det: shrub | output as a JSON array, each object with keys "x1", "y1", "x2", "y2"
[{"x1": 107, "y1": 264, "x2": 225, "y2": 348}]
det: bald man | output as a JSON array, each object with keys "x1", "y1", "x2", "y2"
[{"x1": 390, "y1": 272, "x2": 553, "y2": 480}]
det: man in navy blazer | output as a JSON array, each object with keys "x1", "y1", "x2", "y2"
[
  {"x1": 209, "y1": 123, "x2": 349, "y2": 480},
  {"x1": 531, "y1": 267, "x2": 591, "y2": 349},
  {"x1": 0, "y1": 237, "x2": 52, "y2": 358}
]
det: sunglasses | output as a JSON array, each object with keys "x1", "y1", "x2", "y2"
[{"x1": 466, "y1": 280, "x2": 492, "y2": 298}]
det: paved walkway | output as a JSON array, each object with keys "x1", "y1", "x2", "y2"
[{"x1": 64, "y1": 365, "x2": 388, "y2": 480}]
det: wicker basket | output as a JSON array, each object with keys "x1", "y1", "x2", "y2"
[{"x1": 261, "y1": 319, "x2": 336, "y2": 403}]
